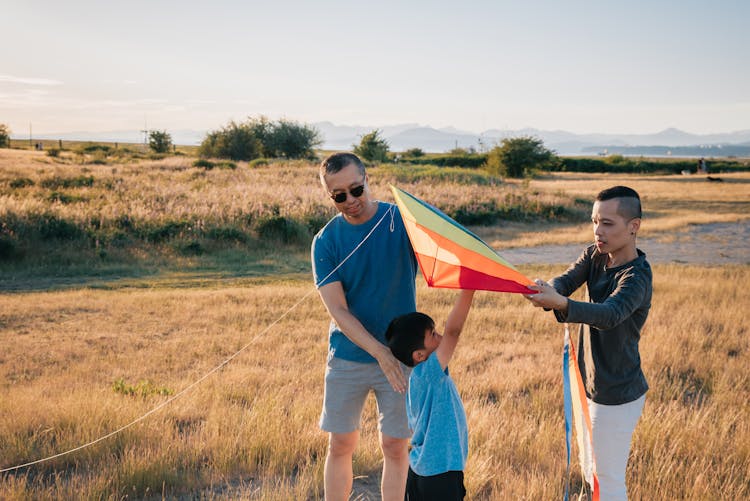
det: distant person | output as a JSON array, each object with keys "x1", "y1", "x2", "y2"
[
  {"x1": 311, "y1": 152, "x2": 418, "y2": 500},
  {"x1": 386, "y1": 289, "x2": 475, "y2": 501},
  {"x1": 525, "y1": 186, "x2": 652, "y2": 501},
  {"x1": 698, "y1": 157, "x2": 707, "y2": 173}
]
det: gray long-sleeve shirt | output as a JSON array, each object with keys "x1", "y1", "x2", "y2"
[{"x1": 552, "y1": 245, "x2": 652, "y2": 405}]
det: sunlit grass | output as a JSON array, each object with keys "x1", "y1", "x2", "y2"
[
  {"x1": 2, "y1": 150, "x2": 749, "y2": 498},
  {"x1": 1, "y1": 265, "x2": 749, "y2": 499}
]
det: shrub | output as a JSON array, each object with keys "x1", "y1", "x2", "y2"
[
  {"x1": 144, "y1": 220, "x2": 191, "y2": 243},
  {"x1": 0, "y1": 124, "x2": 10, "y2": 148},
  {"x1": 80, "y1": 144, "x2": 112, "y2": 154},
  {"x1": 485, "y1": 136, "x2": 556, "y2": 178},
  {"x1": 198, "y1": 116, "x2": 322, "y2": 161},
  {"x1": 403, "y1": 147, "x2": 425, "y2": 158},
  {"x1": 46, "y1": 148, "x2": 61, "y2": 158},
  {"x1": 40, "y1": 175, "x2": 95, "y2": 189},
  {"x1": 193, "y1": 159, "x2": 215, "y2": 169},
  {"x1": 206, "y1": 227, "x2": 248, "y2": 243},
  {"x1": 353, "y1": 129, "x2": 390, "y2": 162},
  {"x1": 248, "y1": 158, "x2": 269, "y2": 168},
  {"x1": 199, "y1": 121, "x2": 263, "y2": 161},
  {"x1": 9, "y1": 177, "x2": 35, "y2": 189},
  {"x1": 0, "y1": 236, "x2": 20, "y2": 259},
  {"x1": 265, "y1": 118, "x2": 322, "y2": 159},
  {"x1": 255, "y1": 216, "x2": 308, "y2": 245},
  {"x1": 47, "y1": 191, "x2": 86, "y2": 204},
  {"x1": 180, "y1": 241, "x2": 205, "y2": 256},
  {"x1": 35, "y1": 214, "x2": 83, "y2": 240},
  {"x1": 148, "y1": 130, "x2": 173, "y2": 154}
]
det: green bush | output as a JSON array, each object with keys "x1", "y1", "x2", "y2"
[
  {"x1": 144, "y1": 220, "x2": 191, "y2": 243},
  {"x1": 555, "y1": 157, "x2": 703, "y2": 174},
  {"x1": 448, "y1": 196, "x2": 580, "y2": 225},
  {"x1": 266, "y1": 119, "x2": 322, "y2": 159},
  {"x1": 199, "y1": 121, "x2": 263, "y2": 161},
  {"x1": 255, "y1": 216, "x2": 309, "y2": 245},
  {"x1": 40, "y1": 175, "x2": 95, "y2": 189},
  {"x1": 207, "y1": 227, "x2": 248, "y2": 243},
  {"x1": 9, "y1": 177, "x2": 35, "y2": 189},
  {"x1": 198, "y1": 116, "x2": 322, "y2": 161},
  {"x1": 47, "y1": 191, "x2": 86, "y2": 204},
  {"x1": 403, "y1": 147, "x2": 425, "y2": 158},
  {"x1": 248, "y1": 158, "x2": 269, "y2": 168},
  {"x1": 34, "y1": 214, "x2": 83, "y2": 240},
  {"x1": 0, "y1": 124, "x2": 10, "y2": 148},
  {"x1": 148, "y1": 130, "x2": 173, "y2": 154},
  {"x1": 193, "y1": 159, "x2": 215, "y2": 169},
  {"x1": 485, "y1": 136, "x2": 556, "y2": 178},
  {"x1": 354, "y1": 130, "x2": 390, "y2": 162},
  {"x1": 180, "y1": 241, "x2": 205, "y2": 256},
  {"x1": 80, "y1": 144, "x2": 112, "y2": 154},
  {"x1": 0, "y1": 236, "x2": 21, "y2": 259}
]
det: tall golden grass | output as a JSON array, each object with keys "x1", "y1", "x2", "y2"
[
  {"x1": 2, "y1": 149, "x2": 747, "y2": 252},
  {"x1": 1, "y1": 266, "x2": 748, "y2": 499},
  {"x1": 1, "y1": 150, "x2": 748, "y2": 498}
]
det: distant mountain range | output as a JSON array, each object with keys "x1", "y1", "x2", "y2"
[{"x1": 23, "y1": 124, "x2": 750, "y2": 157}]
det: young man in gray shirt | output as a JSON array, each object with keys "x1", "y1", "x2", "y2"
[{"x1": 526, "y1": 186, "x2": 652, "y2": 501}]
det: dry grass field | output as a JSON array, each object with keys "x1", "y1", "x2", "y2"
[{"x1": 1, "y1": 150, "x2": 749, "y2": 499}]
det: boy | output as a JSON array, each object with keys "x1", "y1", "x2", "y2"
[{"x1": 385, "y1": 289, "x2": 475, "y2": 501}]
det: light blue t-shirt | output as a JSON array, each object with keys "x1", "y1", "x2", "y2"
[
  {"x1": 311, "y1": 201, "x2": 418, "y2": 363},
  {"x1": 407, "y1": 352, "x2": 468, "y2": 476}
]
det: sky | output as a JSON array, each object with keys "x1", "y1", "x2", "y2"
[{"x1": 1, "y1": 0, "x2": 749, "y2": 136}]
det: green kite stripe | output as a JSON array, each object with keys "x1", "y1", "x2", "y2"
[{"x1": 392, "y1": 185, "x2": 516, "y2": 268}]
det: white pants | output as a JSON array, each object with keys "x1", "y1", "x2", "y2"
[{"x1": 588, "y1": 395, "x2": 645, "y2": 501}]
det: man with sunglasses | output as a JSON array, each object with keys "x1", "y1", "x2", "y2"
[{"x1": 312, "y1": 152, "x2": 418, "y2": 500}]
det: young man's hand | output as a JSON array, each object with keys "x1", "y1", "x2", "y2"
[{"x1": 525, "y1": 279, "x2": 568, "y2": 312}]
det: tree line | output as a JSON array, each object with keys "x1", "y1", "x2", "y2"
[{"x1": 3, "y1": 120, "x2": 745, "y2": 178}]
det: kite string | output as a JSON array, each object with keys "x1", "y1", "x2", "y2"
[{"x1": 1, "y1": 205, "x2": 395, "y2": 474}]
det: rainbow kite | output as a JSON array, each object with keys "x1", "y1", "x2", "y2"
[
  {"x1": 563, "y1": 324, "x2": 599, "y2": 501},
  {"x1": 390, "y1": 186, "x2": 534, "y2": 294}
]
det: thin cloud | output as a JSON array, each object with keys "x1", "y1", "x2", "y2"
[{"x1": 0, "y1": 75, "x2": 63, "y2": 86}]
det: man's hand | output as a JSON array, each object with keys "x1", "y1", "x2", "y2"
[{"x1": 374, "y1": 344, "x2": 407, "y2": 394}]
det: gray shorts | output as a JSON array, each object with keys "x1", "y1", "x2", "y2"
[{"x1": 320, "y1": 356, "x2": 411, "y2": 439}]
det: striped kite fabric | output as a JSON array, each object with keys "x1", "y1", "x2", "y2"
[
  {"x1": 390, "y1": 186, "x2": 535, "y2": 294},
  {"x1": 563, "y1": 324, "x2": 600, "y2": 501}
]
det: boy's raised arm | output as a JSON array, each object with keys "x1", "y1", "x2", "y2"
[{"x1": 437, "y1": 289, "x2": 475, "y2": 370}]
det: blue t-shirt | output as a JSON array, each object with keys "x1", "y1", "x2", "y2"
[
  {"x1": 407, "y1": 352, "x2": 468, "y2": 476},
  {"x1": 311, "y1": 201, "x2": 418, "y2": 363}
]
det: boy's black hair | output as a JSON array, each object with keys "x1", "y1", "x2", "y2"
[
  {"x1": 385, "y1": 312, "x2": 435, "y2": 367},
  {"x1": 596, "y1": 185, "x2": 642, "y2": 220}
]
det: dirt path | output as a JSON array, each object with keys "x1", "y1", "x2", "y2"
[{"x1": 500, "y1": 221, "x2": 750, "y2": 266}]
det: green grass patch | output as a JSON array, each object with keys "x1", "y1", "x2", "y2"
[{"x1": 374, "y1": 164, "x2": 499, "y2": 185}]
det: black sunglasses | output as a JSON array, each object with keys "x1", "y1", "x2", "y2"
[{"x1": 330, "y1": 183, "x2": 365, "y2": 203}]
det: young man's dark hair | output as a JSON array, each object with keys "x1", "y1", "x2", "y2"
[
  {"x1": 385, "y1": 312, "x2": 435, "y2": 367},
  {"x1": 596, "y1": 185, "x2": 642, "y2": 220}
]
